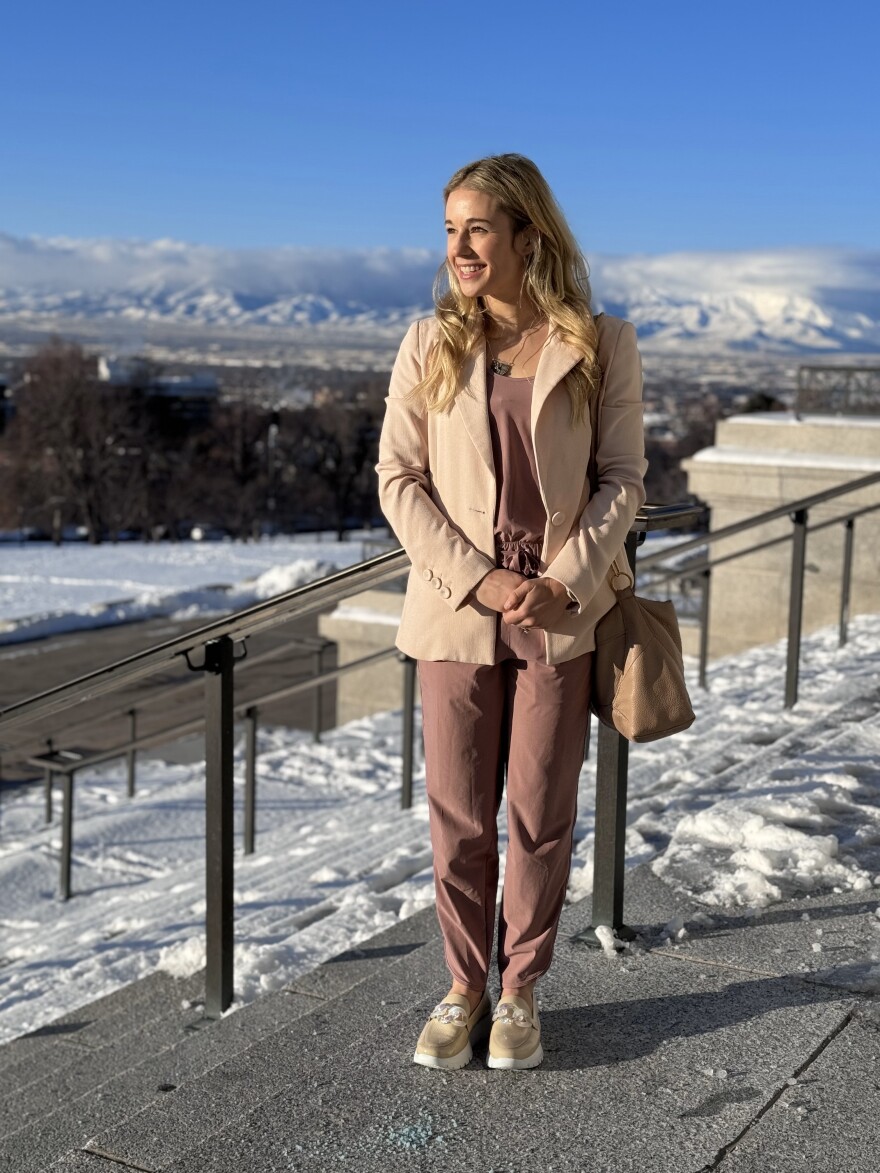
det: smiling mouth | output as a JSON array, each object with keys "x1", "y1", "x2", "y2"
[{"x1": 457, "y1": 264, "x2": 487, "y2": 278}]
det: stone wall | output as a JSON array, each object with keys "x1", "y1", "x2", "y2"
[
  {"x1": 318, "y1": 586, "x2": 411, "y2": 725},
  {"x1": 682, "y1": 412, "x2": 880, "y2": 658}
]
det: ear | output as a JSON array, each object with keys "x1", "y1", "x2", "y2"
[{"x1": 514, "y1": 223, "x2": 535, "y2": 259}]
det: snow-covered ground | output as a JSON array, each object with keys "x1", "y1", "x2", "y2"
[
  {"x1": 0, "y1": 529, "x2": 696, "y2": 645},
  {"x1": 1, "y1": 533, "x2": 878, "y2": 1043},
  {"x1": 1, "y1": 608, "x2": 879, "y2": 1046},
  {"x1": 0, "y1": 533, "x2": 379, "y2": 644}
]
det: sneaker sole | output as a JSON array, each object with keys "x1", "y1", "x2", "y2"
[
  {"x1": 486, "y1": 1041, "x2": 544, "y2": 1070},
  {"x1": 412, "y1": 1013, "x2": 491, "y2": 1070}
]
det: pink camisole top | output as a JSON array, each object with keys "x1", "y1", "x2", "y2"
[{"x1": 486, "y1": 369, "x2": 548, "y2": 661}]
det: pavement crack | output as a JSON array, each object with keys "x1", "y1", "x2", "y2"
[
  {"x1": 649, "y1": 950, "x2": 783, "y2": 978},
  {"x1": 697, "y1": 1003, "x2": 858, "y2": 1171},
  {"x1": 82, "y1": 1147, "x2": 157, "y2": 1172}
]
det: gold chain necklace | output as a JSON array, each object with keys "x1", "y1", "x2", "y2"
[{"x1": 486, "y1": 316, "x2": 544, "y2": 376}]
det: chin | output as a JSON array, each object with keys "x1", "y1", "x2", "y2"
[{"x1": 457, "y1": 280, "x2": 491, "y2": 297}]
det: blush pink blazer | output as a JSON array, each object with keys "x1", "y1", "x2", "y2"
[{"x1": 375, "y1": 312, "x2": 648, "y2": 665}]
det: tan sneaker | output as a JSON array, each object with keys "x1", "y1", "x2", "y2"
[
  {"x1": 487, "y1": 994, "x2": 543, "y2": 1069},
  {"x1": 413, "y1": 990, "x2": 491, "y2": 1070}
]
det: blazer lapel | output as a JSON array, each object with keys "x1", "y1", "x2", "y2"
[
  {"x1": 454, "y1": 336, "x2": 494, "y2": 476},
  {"x1": 531, "y1": 327, "x2": 592, "y2": 533},
  {"x1": 530, "y1": 326, "x2": 583, "y2": 437}
]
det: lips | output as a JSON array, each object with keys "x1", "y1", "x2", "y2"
[{"x1": 457, "y1": 264, "x2": 487, "y2": 281}]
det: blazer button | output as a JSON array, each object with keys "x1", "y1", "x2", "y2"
[
  {"x1": 551, "y1": 511, "x2": 565, "y2": 525},
  {"x1": 423, "y1": 568, "x2": 433, "y2": 580},
  {"x1": 440, "y1": 586, "x2": 451, "y2": 599},
  {"x1": 433, "y1": 579, "x2": 442, "y2": 589}
]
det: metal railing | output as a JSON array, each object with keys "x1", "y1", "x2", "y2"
[
  {"x1": 3, "y1": 472, "x2": 879, "y2": 1009},
  {"x1": 633, "y1": 470, "x2": 880, "y2": 703},
  {"x1": 1, "y1": 630, "x2": 334, "y2": 790},
  {"x1": 0, "y1": 553, "x2": 410, "y2": 1017},
  {"x1": 572, "y1": 469, "x2": 880, "y2": 947},
  {"x1": 28, "y1": 642, "x2": 400, "y2": 899}
]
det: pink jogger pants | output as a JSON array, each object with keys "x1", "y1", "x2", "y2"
[{"x1": 417, "y1": 616, "x2": 592, "y2": 990}]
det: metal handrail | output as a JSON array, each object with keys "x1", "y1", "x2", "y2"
[
  {"x1": 31, "y1": 644, "x2": 403, "y2": 886},
  {"x1": 31, "y1": 645, "x2": 399, "y2": 778},
  {"x1": 0, "y1": 638, "x2": 333, "y2": 774},
  {"x1": 635, "y1": 469, "x2": 880, "y2": 571},
  {"x1": 643, "y1": 498, "x2": 880, "y2": 587},
  {"x1": 0, "y1": 631, "x2": 334, "y2": 777},
  {"x1": 8, "y1": 471, "x2": 876, "y2": 738},
  {"x1": 628, "y1": 478, "x2": 880, "y2": 698},
  {"x1": 0, "y1": 551, "x2": 409, "y2": 734}
]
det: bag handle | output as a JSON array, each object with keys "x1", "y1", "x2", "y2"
[{"x1": 609, "y1": 557, "x2": 634, "y2": 593}]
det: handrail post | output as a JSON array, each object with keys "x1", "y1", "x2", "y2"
[
  {"x1": 127, "y1": 709, "x2": 137, "y2": 798},
  {"x1": 244, "y1": 705, "x2": 258, "y2": 856},
  {"x1": 571, "y1": 503, "x2": 705, "y2": 950},
  {"x1": 698, "y1": 567, "x2": 711, "y2": 690},
  {"x1": 60, "y1": 771, "x2": 74, "y2": 900},
  {"x1": 575, "y1": 528, "x2": 641, "y2": 947},
  {"x1": 204, "y1": 636, "x2": 235, "y2": 1019},
  {"x1": 312, "y1": 646, "x2": 324, "y2": 742},
  {"x1": 400, "y1": 654, "x2": 416, "y2": 810},
  {"x1": 839, "y1": 517, "x2": 854, "y2": 647},
  {"x1": 44, "y1": 737, "x2": 55, "y2": 822},
  {"x1": 785, "y1": 508, "x2": 809, "y2": 708}
]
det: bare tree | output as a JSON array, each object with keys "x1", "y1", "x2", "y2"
[{"x1": 6, "y1": 337, "x2": 140, "y2": 542}]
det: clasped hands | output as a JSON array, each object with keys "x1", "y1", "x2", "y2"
[{"x1": 471, "y1": 568, "x2": 571, "y2": 629}]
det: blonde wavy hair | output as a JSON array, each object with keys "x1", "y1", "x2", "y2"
[{"x1": 407, "y1": 153, "x2": 600, "y2": 426}]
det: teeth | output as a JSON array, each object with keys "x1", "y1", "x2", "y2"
[{"x1": 460, "y1": 265, "x2": 485, "y2": 273}]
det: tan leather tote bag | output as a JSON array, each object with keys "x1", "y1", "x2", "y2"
[{"x1": 590, "y1": 557, "x2": 696, "y2": 742}]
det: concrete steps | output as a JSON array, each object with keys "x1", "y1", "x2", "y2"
[
  {"x1": 0, "y1": 774, "x2": 437, "y2": 1039},
  {"x1": 40, "y1": 865, "x2": 880, "y2": 1173},
  {"x1": 3, "y1": 906, "x2": 442, "y2": 1172},
  {"x1": 3, "y1": 638, "x2": 878, "y2": 1170}
]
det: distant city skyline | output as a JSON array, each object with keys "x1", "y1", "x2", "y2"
[{"x1": 2, "y1": 1, "x2": 877, "y2": 254}]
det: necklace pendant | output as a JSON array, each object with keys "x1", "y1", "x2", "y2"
[{"x1": 490, "y1": 358, "x2": 513, "y2": 376}]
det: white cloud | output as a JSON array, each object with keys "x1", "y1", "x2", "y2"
[
  {"x1": 0, "y1": 233, "x2": 877, "y2": 352},
  {"x1": 0, "y1": 233, "x2": 443, "y2": 308}
]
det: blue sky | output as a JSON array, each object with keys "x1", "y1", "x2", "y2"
[{"x1": 2, "y1": 0, "x2": 876, "y2": 254}]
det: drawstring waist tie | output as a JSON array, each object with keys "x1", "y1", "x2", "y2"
[{"x1": 494, "y1": 531, "x2": 543, "y2": 579}]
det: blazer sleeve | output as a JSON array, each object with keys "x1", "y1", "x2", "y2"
[
  {"x1": 540, "y1": 320, "x2": 648, "y2": 614},
  {"x1": 375, "y1": 320, "x2": 497, "y2": 612}
]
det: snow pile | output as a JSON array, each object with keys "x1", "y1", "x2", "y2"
[
  {"x1": 563, "y1": 612, "x2": 880, "y2": 913},
  {"x1": 0, "y1": 535, "x2": 372, "y2": 645}
]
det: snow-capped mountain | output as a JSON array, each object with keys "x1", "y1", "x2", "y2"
[{"x1": 0, "y1": 232, "x2": 878, "y2": 354}]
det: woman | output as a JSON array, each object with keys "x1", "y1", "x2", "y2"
[{"x1": 375, "y1": 153, "x2": 647, "y2": 1070}]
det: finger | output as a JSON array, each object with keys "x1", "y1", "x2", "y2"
[
  {"x1": 503, "y1": 598, "x2": 537, "y2": 624},
  {"x1": 502, "y1": 609, "x2": 530, "y2": 628},
  {"x1": 502, "y1": 581, "x2": 531, "y2": 610}
]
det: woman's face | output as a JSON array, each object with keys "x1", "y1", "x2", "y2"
[{"x1": 444, "y1": 187, "x2": 530, "y2": 303}]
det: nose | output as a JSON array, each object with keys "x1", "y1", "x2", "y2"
[{"x1": 449, "y1": 231, "x2": 477, "y2": 258}]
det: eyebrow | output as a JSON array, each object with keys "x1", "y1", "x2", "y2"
[{"x1": 444, "y1": 216, "x2": 493, "y2": 225}]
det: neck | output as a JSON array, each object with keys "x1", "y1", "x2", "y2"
[{"x1": 481, "y1": 294, "x2": 542, "y2": 338}]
